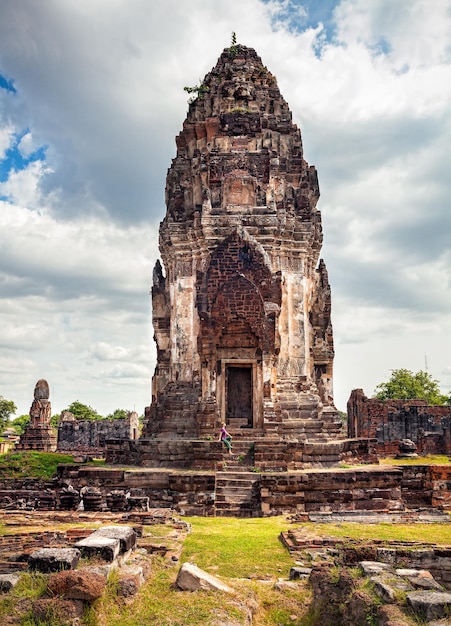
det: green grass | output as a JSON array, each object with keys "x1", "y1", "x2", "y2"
[
  {"x1": 95, "y1": 517, "x2": 311, "y2": 626},
  {"x1": 95, "y1": 564, "x2": 251, "y2": 626},
  {"x1": 0, "y1": 572, "x2": 48, "y2": 623},
  {"x1": 181, "y1": 516, "x2": 294, "y2": 578},
  {"x1": 0, "y1": 451, "x2": 74, "y2": 479},
  {"x1": 380, "y1": 455, "x2": 451, "y2": 465},
  {"x1": 300, "y1": 521, "x2": 451, "y2": 544}
]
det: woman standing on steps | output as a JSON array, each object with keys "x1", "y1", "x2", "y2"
[{"x1": 219, "y1": 422, "x2": 233, "y2": 454}]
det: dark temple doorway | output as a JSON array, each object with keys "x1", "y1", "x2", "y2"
[{"x1": 226, "y1": 366, "x2": 253, "y2": 428}]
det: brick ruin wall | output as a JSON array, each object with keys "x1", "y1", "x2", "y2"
[
  {"x1": 347, "y1": 388, "x2": 451, "y2": 456},
  {"x1": 57, "y1": 413, "x2": 140, "y2": 457},
  {"x1": 105, "y1": 436, "x2": 377, "y2": 471},
  {"x1": 2, "y1": 464, "x2": 451, "y2": 516}
]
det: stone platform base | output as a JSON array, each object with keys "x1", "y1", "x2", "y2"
[
  {"x1": 16, "y1": 426, "x2": 57, "y2": 452},
  {"x1": 105, "y1": 436, "x2": 377, "y2": 471},
  {"x1": 51, "y1": 463, "x2": 451, "y2": 518}
]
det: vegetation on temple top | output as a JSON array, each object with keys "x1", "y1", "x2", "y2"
[
  {"x1": 183, "y1": 82, "x2": 210, "y2": 104},
  {"x1": 228, "y1": 31, "x2": 238, "y2": 57},
  {"x1": 374, "y1": 368, "x2": 451, "y2": 405}
]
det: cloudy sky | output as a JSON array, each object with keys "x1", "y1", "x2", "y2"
[{"x1": 1, "y1": 0, "x2": 450, "y2": 417}]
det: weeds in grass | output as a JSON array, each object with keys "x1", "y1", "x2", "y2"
[
  {"x1": 96, "y1": 565, "x2": 249, "y2": 626},
  {"x1": 0, "y1": 572, "x2": 48, "y2": 623}
]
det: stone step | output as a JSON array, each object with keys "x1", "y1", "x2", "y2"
[
  {"x1": 214, "y1": 507, "x2": 260, "y2": 518},
  {"x1": 214, "y1": 470, "x2": 261, "y2": 517},
  {"x1": 216, "y1": 487, "x2": 259, "y2": 498},
  {"x1": 216, "y1": 478, "x2": 257, "y2": 487},
  {"x1": 215, "y1": 471, "x2": 259, "y2": 479},
  {"x1": 215, "y1": 494, "x2": 257, "y2": 504}
]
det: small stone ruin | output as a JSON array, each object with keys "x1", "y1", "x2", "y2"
[
  {"x1": 57, "y1": 410, "x2": 139, "y2": 458},
  {"x1": 347, "y1": 388, "x2": 451, "y2": 456},
  {"x1": 16, "y1": 379, "x2": 57, "y2": 452}
]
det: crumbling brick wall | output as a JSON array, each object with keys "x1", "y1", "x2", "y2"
[
  {"x1": 347, "y1": 389, "x2": 451, "y2": 455},
  {"x1": 57, "y1": 412, "x2": 139, "y2": 457}
]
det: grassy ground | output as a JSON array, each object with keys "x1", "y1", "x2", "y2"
[
  {"x1": 0, "y1": 451, "x2": 74, "y2": 479},
  {"x1": 300, "y1": 520, "x2": 451, "y2": 544},
  {"x1": 2, "y1": 515, "x2": 451, "y2": 625},
  {"x1": 94, "y1": 517, "x2": 312, "y2": 626},
  {"x1": 181, "y1": 516, "x2": 294, "y2": 578},
  {"x1": 380, "y1": 454, "x2": 451, "y2": 465}
]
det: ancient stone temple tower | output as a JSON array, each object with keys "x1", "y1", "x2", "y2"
[{"x1": 143, "y1": 44, "x2": 340, "y2": 444}]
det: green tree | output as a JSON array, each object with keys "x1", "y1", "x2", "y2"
[
  {"x1": 11, "y1": 414, "x2": 30, "y2": 435},
  {"x1": 374, "y1": 369, "x2": 449, "y2": 405},
  {"x1": 50, "y1": 412, "x2": 61, "y2": 428},
  {"x1": 105, "y1": 408, "x2": 129, "y2": 420},
  {"x1": 62, "y1": 400, "x2": 103, "y2": 420},
  {"x1": 0, "y1": 396, "x2": 17, "y2": 431}
]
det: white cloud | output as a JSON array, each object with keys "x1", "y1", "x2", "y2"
[
  {"x1": 17, "y1": 131, "x2": 40, "y2": 158},
  {"x1": 0, "y1": 160, "x2": 52, "y2": 207}
]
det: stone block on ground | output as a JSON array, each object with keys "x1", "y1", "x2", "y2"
[
  {"x1": 28, "y1": 548, "x2": 80, "y2": 573},
  {"x1": 406, "y1": 590, "x2": 451, "y2": 621},
  {"x1": 47, "y1": 569, "x2": 106, "y2": 601},
  {"x1": 395, "y1": 568, "x2": 443, "y2": 591},
  {"x1": 0, "y1": 573, "x2": 21, "y2": 593},
  {"x1": 274, "y1": 580, "x2": 299, "y2": 591},
  {"x1": 84, "y1": 563, "x2": 117, "y2": 578},
  {"x1": 176, "y1": 562, "x2": 233, "y2": 593},
  {"x1": 117, "y1": 565, "x2": 144, "y2": 598},
  {"x1": 89, "y1": 525, "x2": 137, "y2": 553},
  {"x1": 289, "y1": 566, "x2": 312, "y2": 580},
  {"x1": 371, "y1": 576, "x2": 397, "y2": 603},
  {"x1": 74, "y1": 535, "x2": 120, "y2": 562},
  {"x1": 360, "y1": 560, "x2": 391, "y2": 575}
]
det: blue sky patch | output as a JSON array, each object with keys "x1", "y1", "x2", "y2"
[
  {"x1": 0, "y1": 72, "x2": 16, "y2": 93},
  {"x1": 0, "y1": 129, "x2": 47, "y2": 183},
  {"x1": 263, "y1": 0, "x2": 340, "y2": 41}
]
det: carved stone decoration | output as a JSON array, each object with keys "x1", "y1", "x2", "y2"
[
  {"x1": 16, "y1": 379, "x2": 57, "y2": 452},
  {"x1": 141, "y1": 44, "x2": 341, "y2": 457}
]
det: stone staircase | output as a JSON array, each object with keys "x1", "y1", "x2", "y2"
[
  {"x1": 220, "y1": 439, "x2": 255, "y2": 470},
  {"x1": 214, "y1": 471, "x2": 261, "y2": 517}
]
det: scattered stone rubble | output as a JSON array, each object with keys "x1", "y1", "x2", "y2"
[
  {"x1": 175, "y1": 562, "x2": 233, "y2": 593},
  {"x1": 0, "y1": 516, "x2": 190, "y2": 625},
  {"x1": 282, "y1": 527, "x2": 451, "y2": 624},
  {"x1": 1, "y1": 509, "x2": 451, "y2": 624}
]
